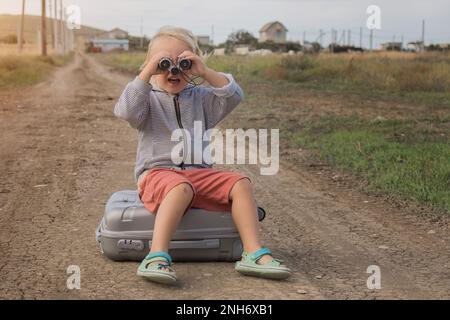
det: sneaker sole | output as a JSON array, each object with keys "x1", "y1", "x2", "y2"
[
  {"x1": 137, "y1": 270, "x2": 177, "y2": 285},
  {"x1": 235, "y1": 262, "x2": 291, "y2": 280}
]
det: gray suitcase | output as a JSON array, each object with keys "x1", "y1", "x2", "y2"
[{"x1": 96, "y1": 190, "x2": 266, "y2": 262}]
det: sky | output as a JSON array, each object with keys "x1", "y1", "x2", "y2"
[{"x1": 1, "y1": 0, "x2": 449, "y2": 48}]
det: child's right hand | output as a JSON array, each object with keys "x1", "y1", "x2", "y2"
[{"x1": 139, "y1": 51, "x2": 171, "y2": 83}]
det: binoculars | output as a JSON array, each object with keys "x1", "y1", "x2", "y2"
[{"x1": 158, "y1": 57, "x2": 192, "y2": 75}]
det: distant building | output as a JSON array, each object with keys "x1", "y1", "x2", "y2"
[
  {"x1": 213, "y1": 48, "x2": 226, "y2": 56},
  {"x1": 406, "y1": 41, "x2": 424, "y2": 52},
  {"x1": 96, "y1": 28, "x2": 129, "y2": 40},
  {"x1": 248, "y1": 49, "x2": 273, "y2": 56},
  {"x1": 259, "y1": 21, "x2": 288, "y2": 44},
  {"x1": 196, "y1": 35, "x2": 211, "y2": 46},
  {"x1": 234, "y1": 45, "x2": 250, "y2": 55},
  {"x1": 302, "y1": 41, "x2": 315, "y2": 52},
  {"x1": 89, "y1": 39, "x2": 129, "y2": 52},
  {"x1": 88, "y1": 27, "x2": 129, "y2": 52},
  {"x1": 381, "y1": 42, "x2": 403, "y2": 51}
]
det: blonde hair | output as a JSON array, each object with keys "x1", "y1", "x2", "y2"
[{"x1": 140, "y1": 25, "x2": 209, "y2": 73}]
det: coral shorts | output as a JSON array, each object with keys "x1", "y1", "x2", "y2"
[{"x1": 137, "y1": 167, "x2": 251, "y2": 214}]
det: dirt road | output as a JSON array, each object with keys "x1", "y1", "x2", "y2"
[{"x1": 0, "y1": 52, "x2": 449, "y2": 299}]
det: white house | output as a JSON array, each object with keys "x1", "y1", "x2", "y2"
[
  {"x1": 259, "y1": 21, "x2": 288, "y2": 44},
  {"x1": 234, "y1": 46, "x2": 250, "y2": 55},
  {"x1": 196, "y1": 35, "x2": 211, "y2": 46},
  {"x1": 90, "y1": 39, "x2": 129, "y2": 52},
  {"x1": 96, "y1": 28, "x2": 129, "y2": 40},
  {"x1": 406, "y1": 41, "x2": 424, "y2": 52}
]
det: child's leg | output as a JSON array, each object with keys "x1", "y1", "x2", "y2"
[
  {"x1": 149, "y1": 183, "x2": 194, "y2": 269},
  {"x1": 229, "y1": 178, "x2": 283, "y2": 265},
  {"x1": 151, "y1": 183, "x2": 194, "y2": 252}
]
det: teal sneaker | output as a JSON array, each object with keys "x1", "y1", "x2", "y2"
[
  {"x1": 235, "y1": 247, "x2": 291, "y2": 280},
  {"x1": 137, "y1": 251, "x2": 177, "y2": 285}
]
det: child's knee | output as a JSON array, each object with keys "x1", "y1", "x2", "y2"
[
  {"x1": 172, "y1": 182, "x2": 195, "y2": 199},
  {"x1": 230, "y1": 178, "x2": 253, "y2": 199}
]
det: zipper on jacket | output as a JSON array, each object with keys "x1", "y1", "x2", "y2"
[{"x1": 173, "y1": 94, "x2": 186, "y2": 169}]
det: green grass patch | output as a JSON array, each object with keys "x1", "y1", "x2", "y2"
[
  {"x1": 0, "y1": 53, "x2": 72, "y2": 89},
  {"x1": 291, "y1": 116, "x2": 450, "y2": 213}
]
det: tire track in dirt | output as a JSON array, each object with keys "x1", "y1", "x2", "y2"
[{"x1": 0, "y1": 52, "x2": 448, "y2": 299}]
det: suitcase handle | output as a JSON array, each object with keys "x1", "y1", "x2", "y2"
[{"x1": 149, "y1": 239, "x2": 220, "y2": 249}]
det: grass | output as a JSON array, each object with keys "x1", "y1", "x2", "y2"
[
  {"x1": 207, "y1": 52, "x2": 450, "y2": 107},
  {"x1": 290, "y1": 116, "x2": 450, "y2": 212},
  {"x1": 0, "y1": 43, "x2": 58, "y2": 56},
  {"x1": 0, "y1": 53, "x2": 72, "y2": 89},
  {"x1": 97, "y1": 51, "x2": 450, "y2": 108}
]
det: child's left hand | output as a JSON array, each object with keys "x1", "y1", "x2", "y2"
[{"x1": 178, "y1": 50, "x2": 209, "y2": 78}]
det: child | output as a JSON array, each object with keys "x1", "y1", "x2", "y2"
[{"x1": 114, "y1": 26, "x2": 291, "y2": 284}]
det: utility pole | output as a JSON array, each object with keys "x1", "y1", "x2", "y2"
[
  {"x1": 60, "y1": 0, "x2": 65, "y2": 54},
  {"x1": 48, "y1": 0, "x2": 54, "y2": 49},
  {"x1": 347, "y1": 29, "x2": 351, "y2": 46},
  {"x1": 318, "y1": 29, "x2": 325, "y2": 48},
  {"x1": 421, "y1": 19, "x2": 425, "y2": 52},
  {"x1": 330, "y1": 28, "x2": 335, "y2": 53},
  {"x1": 211, "y1": 24, "x2": 214, "y2": 46},
  {"x1": 369, "y1": 29, "x2": 373, "y2": 51},
  {"x1": 303, "y1": 31, "x2": 306, "y2": 45},
  {"x1": 341, "y1": 30, "x2": 346, "y2": 46},
  {"x1": 53, "y1": 0, "x2": 58, "y2": 52},
  {"x1": 401, "y1": 34, "x2": 404, "y2": 50},
  {"x1": 41, "y1": 0, "x2": 47, "y2": 56},
  {"x1": 359, "y1": 27, "x2": 363, "y2": 48},
  {"x1": 18, "y1": 0, "x2": 26, "y2": 53}
]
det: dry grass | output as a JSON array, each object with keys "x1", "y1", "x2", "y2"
[
  {"x1": 97, "y1": 50, "x2": 450, "y2": 106},
  {"x1": 208, "y1": 51, "x2": 450, "y2": 91},
  {"x1": 0, "y1": 43, "x2": 59, "y2": 56},
  {"x1": 0, "y1": 53, "x2": 72, "y2": 89},
  {"x1": 206, "y1": 51, "x2": 450, "y2": 107}
]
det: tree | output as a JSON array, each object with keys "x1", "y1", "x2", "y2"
[
  {"x1": 227, "y1": 30, "x2": 258, "y2": 46},
  {"x1": 311, "y1": 42, "x2": 322, "y2": 53}
]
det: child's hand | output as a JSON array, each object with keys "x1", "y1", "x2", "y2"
[
  {"x1": 179, "y1": 51, "x2": 229, "y2": 88},
  {"x1": 178, "y1": 50, "x2": 208, "y2": 78},
  {"x1": 139, "y1": 51, "x2": 172, "y2": 82}
]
